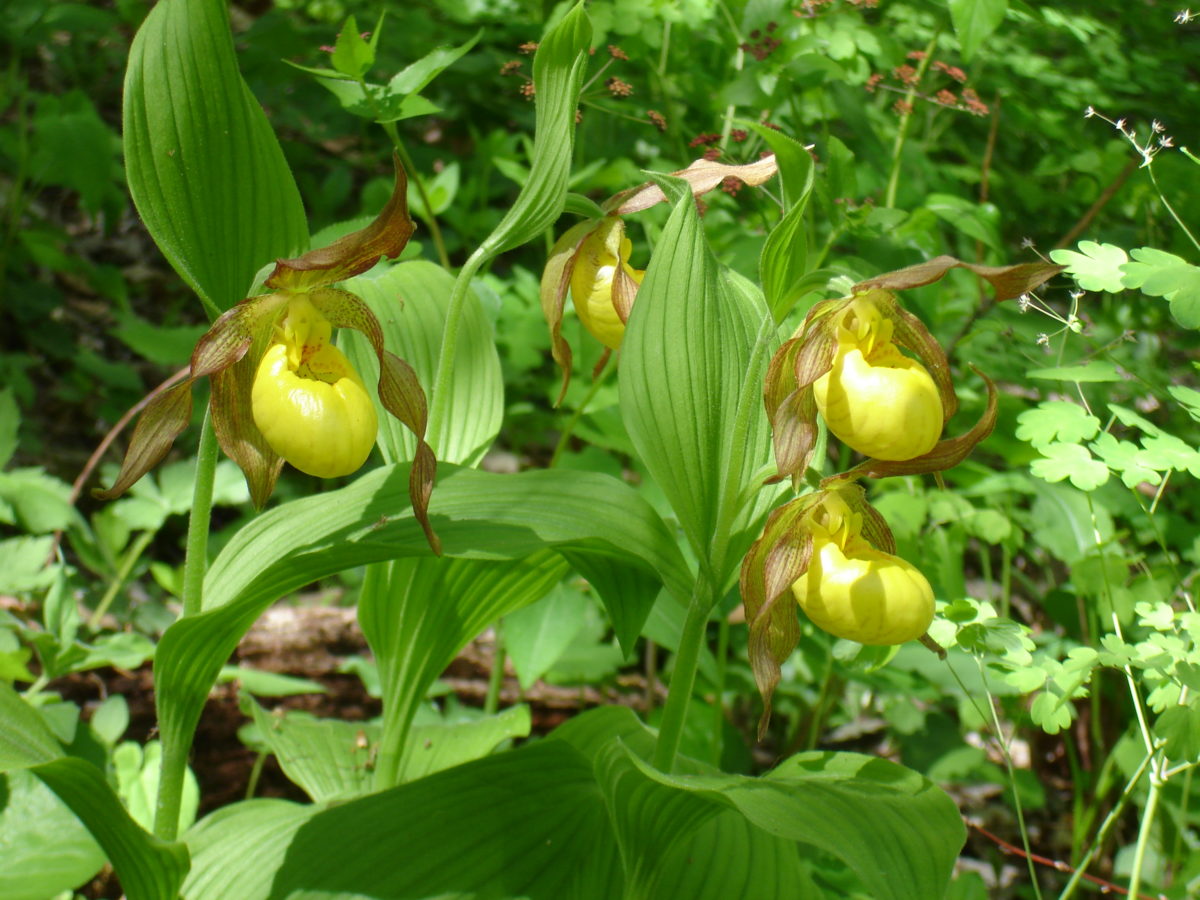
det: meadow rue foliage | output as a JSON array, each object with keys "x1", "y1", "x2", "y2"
[
  {"x1": 96, "y1": 158, "x2": 440, "y2": 551},
  {"x1": 540, "y1": 155, "x2": 780, "y2": 402}
]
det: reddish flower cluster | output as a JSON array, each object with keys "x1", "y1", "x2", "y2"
[
  {"x1": 892, "y1": 64, "x2": 919, "y2": 86},
  {"x1": 933, "y1": 60, "x2": 968, "y2": 83},
  {"x1": 606, "y1": 76, "x2": 633, "y2": 98},
  {"x1": 520, "y1": 82, "x2": 536, "y2": 100},
  {"x1": 518, "y1": 41, "x2": 538, "y2": 54},
  {"x1": 703, "y1": 147, "x2": 722, "y2": 161},
  {"x1": 721, "y1": 175, "x2": 743, "y2": 196},
  {"x1": 741, "y1": 24, "x2": 782, "y2": 62},
  {"x1": 730, "y1": 128, "x2": 748, "y2": 143},
  {"x1": 608, "y1": 44, "x2": 628, "y2": 61},
  {"x1": 499, "y1": 60, "x2": 522, "y2": 76},
  {"x1": 688, "y1": 132, "x2": 722, "y2": 148},
  {"x1": 647, "y1": 110, "x2": 667, "y2": 132}
]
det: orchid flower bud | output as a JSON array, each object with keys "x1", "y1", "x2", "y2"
[{"x1": 251, "y1": 295, "x2": 378, "y2": 478}]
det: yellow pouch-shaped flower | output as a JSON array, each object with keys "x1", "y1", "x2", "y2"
[
  {"x1": 570, "y1": 218, "x2": 645, "y2": 350},
  {"x1": 813, "y1": 296, "x2": 942, "y2": 461},
  {"x1": 251, "y1": 296, "x2": 378, "y2": 478},
  {"x1": 791, "y1": 535, "x2": 934, "y2": 646}
]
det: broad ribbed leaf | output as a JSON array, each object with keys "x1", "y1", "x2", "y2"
[
  {"x1": 638, "y1": 750, "x2": 964, "y2": 900},
  {"x1": 360, "y1": 552, "x2": 565, "y2": 788},
  {"x1": 123, "y1": 0, "x2": 307, "y2": 312},
  {"x1": 554, "y1": 706, "x2": 940, "y2": 898},
  {"x1": 184, "y1": 742, "x2": 623, "y2": 900},
  {"x1": 183, "y1": 800, "x2": 315, "y2": 900},
  {"x1": 481, "y1": 2, "x2": 591, "y2": 256},
  {"x1": 246, "y1": 699, "x2": 531, "y2": 802},
  {"x1": 619, "y1": 179, "x2": 774, "y2": 572},
  {"x1": 32, "y1": 757, "x2": 190, "y2": 900},
  {"x1": 153, "y1": 464, "x2": 690, "y2": 834},
  {"x1": 342, "y1": 260, "x2": 502, "y2": 466},
  {"x1": 752, "y1": 126, "x2": 816, "y2": 323},
  {"x1": 0, "y1": 681, "x2": 60, "y2": 768},
  {"x1": 0, "y1": 770, "x2": 105, "y2": 900}
]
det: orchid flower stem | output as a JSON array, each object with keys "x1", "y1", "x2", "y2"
[
  {"x1": 154, "y1": 405, "x2": 219, "y2": 842},
  {"x1": 181, "y1": 405, "x2": 218, "y2": 619},
  {"x1": 549, "y1": 355, "x2": 615, "y2": 467},
  {"x1": 484, "y1": 622, "x2": 506, "y2": 716},
  {"x1": 653, "y1": 573, "x2": 715, "y2": 772},
  {"x1": 429, "y1": 247, "x2": 488, "y2": 446},
  {"x1": 884, "y1": 33, "x2": 938, "y2": 209}
]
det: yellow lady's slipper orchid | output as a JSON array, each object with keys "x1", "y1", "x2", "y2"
[
  {"x1": 813, "y1": 296, "x2": 942, "y2": 461},
  {"x1": 96, "y1": 157, "x2": 441, "y2": 552},
  {"x1": 251, "y1": 295, "x2": 377, "y2": 478},
  {"x1": 790, "y1": 490, "x2": 934, "y2": 646},
  {"x1": 570, "y1": 218, "x2": 645, "y2": 350}
]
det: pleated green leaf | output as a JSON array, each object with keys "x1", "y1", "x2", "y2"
[
  {"x1": 0, "y1": 680, "x2": 60, "y2": 769},
  {"x1": 184, "y1": 742, "x2": 624, "y2": 900},
  {"x1": 32, "y1": 757, "x2": 190, "y2": 900},
  {"x1": 752, "y1": 126, "x2": 817, "y2": 323},
  {"x1": 480, "y1": 2, "x2": 591, "y2": 257},
  {"x1": 619, "y1": 180, "x2": 774, "y2": 572},
  {"x1": 637, "y1": 749, "x2": 964, "y2": 900},
  {"x1": 360, "y1": 552, "x2": 566, "y2": 787},
  {"x1": 183, "y1": 800, "x2": 315, "y2": 900},
  {"x1": 0, "y1": 771, "x2": 105, "y2": 900},
  {"x1": 555, "y1": 706, "x2": 960, "y2": 899},
  {"x1": 154, "y1": 464, "x2": 690, "y2": 832},
  {"x1": 123, "y1": 0, "x2": 307, "y2": 313},
  {"x1": 247, "y1": 698, "x2": 531, "y2": 802},
  {"x1": 342, "y1": 260, "x2": 502, "y2": 466}
]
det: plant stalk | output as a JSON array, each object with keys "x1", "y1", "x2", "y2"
[
  {"x1": 884, "y1": 33, "x2": 938, "y2": 209},
  {"x1": 653, "y1": 575, "x2": 713, "y2": 772},
  {"x1": 429, "y1": 247, "x2": 488, "y2": 444},
  {"x1": 154, "y1": 406, "x2": 219, "y2": 841},
  {"x1": 181, "y1": 406, "x2": 219, "y2": 618}
]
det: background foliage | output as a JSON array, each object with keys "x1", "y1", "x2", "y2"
[{"x1": 2, "y1": 0, "x2": 1200, "y2": 897}]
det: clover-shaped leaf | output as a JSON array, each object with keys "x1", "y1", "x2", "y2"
[
  {"x1": 1121, "y1": 247, "x2": 1200, "y2": 329},
  {"x1": 1098, "y1": 633, "x2": 1137, "y2": 667},
  {"x1": 1141, "y1": 433, "x2": 1200, "y2": 477},
  {"x1": 1107, "y1": 402, "x2": 1163, "y2": 438},
  {"x1": 1169, "y1": 384, "x2": 1200, "y2": 423},
  {"x1": 1015, "y1": 400, "x2": 1100, "y2": 449},
  {"x1": 1005, "y1": 666, "x2": 1047, "y2": 693},
  {"x1": 1030, "y1": 442, "x2": 1109, "y2": 491},
  {"x1": 1136, "y1": 601, "x2": 1177, "y2": 631},
  {"x1": 1090, "y1": 431, "x2": 1163, "y2": 488},
  {"x1": 1156, "y1": 704, "x2": 1200, "y2": 761},
  {"x1": 1030, "y1": 690, "x2": 1075, "y2": 734},
  {"x1": 1049, "y1": 241, "x2": 1129, "y2": 293}
]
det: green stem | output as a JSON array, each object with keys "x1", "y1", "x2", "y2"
[
  {"x1": 384, "y1": 123, "x2": 452, "y2": 270},
  {"x1": 355, "y1": 76, "x2": 452, "y2": 270},
  {"x1": 710, "y1": 614, "x2": 729, "y2": 766},
  {"x1": 244, "y1": 751, "x2": 267, "y2": 800},
  {"x1": 884, "y1": 33, "x2": 938, "y2": 208},
  {"x1": 549, "y1": 355, "x2": 616, "y2": 467},
  {"x1": 181, "y1": 407, "x2": 218, "y2": 618},
  {"x1": 1128, "y1": 763, "x2": 1164, "y2": 900},
  {"x1": 484, "y1": 622, "x2": 506, "y2": 715},
  {"x1": 1058, "y1": 750, "x2": 1155, "y2": 899},
  {"x1": 154, "y1": 407, "x2": 219, "y2": 841},
  {"x1": 653, "y1": 576, "x2": 713, "y2": 772},
  {"x1": 428, "y1": 247, "x2": 489, "y2": 445},
  {"x1": 88, "y1": 530, "x2": 155, "y2": 630}
]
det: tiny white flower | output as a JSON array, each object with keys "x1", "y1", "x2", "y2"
[{"x1": 1084, "y1": 105, "x2": 1096, "y2": 118}]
